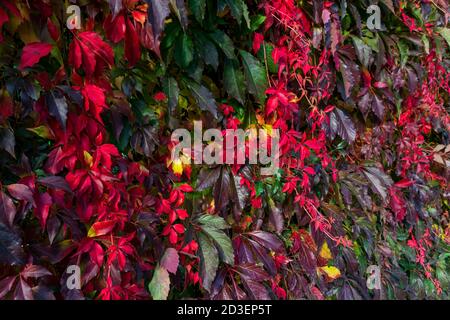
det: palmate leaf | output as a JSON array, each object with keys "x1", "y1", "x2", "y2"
[{"x1": 239, "y1": 50, "x2": 268, "y2": 105}]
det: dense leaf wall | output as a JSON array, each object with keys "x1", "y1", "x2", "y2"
[{"x1": 0, "y1": 0, "x2": 449, "y2": 300}]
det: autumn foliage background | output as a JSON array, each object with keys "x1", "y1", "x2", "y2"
[{"x1": 0, "y1": 0, "x2": 449, "y2": 300}]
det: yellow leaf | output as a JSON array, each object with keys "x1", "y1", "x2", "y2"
[
  {"x1": 27, "y1": 125, "x2": 55, "y2": 140},
  {"x1": 318, "y1": 266, "x2": 341, "y2": 281},
  {"x1": 319, "y1": 242, "x2": 332, "y2": 260},
  {"x1": 84, "y1": 151, "x2": 93, "y2": 167}
]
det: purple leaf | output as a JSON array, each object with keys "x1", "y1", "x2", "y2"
[
  {"x1": 146, "y1": 0, "x2": 170, "y2": 45},
  {"x1": 6, "y1": 184, "x2": 34, "y2": 203},
  {"x1": 14, "y1": 277, "x2": 33, "y2": 300},
  {"x1": 38, "y1": 176, "x2": 73, "y2": 193},
  {"x1": 0, "y1": 191, "x2": 17, "y2": 227},
  {"x1": 0, "y1": 276, "x2": 17, "y2": 299},
  {"x1": 329, "y1": 108, "x2": 357, "y2": 143},
  {"x1": 248, "y1": 231, "x2": 284, "y2": 252},
  {"x1": 21, "y1": 265, "x2": 52, "y2": 279},
  {"x1": 160, "y1": 248, "x2": 179, "y2": 274}
]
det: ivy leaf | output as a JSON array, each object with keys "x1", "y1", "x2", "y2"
[
  {"x1": 198, "y1": 232, "x2": 219, "y2": 292},
  {"x1": 0, "y1": 222, "x2": 26, "y2": 265},
  {"x1": 146, "y1": 0, "x2": 170, "y2": 45},
  {"x1": 108, "y1": 0, "x2": 123, "y2": 19},
  {"x1": 174, "y1": 33, "x2": 194, "y2": 69},
  {"x1": 197, "y1": 167, "x2": 222, "y2": 191},
  {"x1": 184, "y1": 80, "x2": 219, "y2": 119},
  {"x1": 160, "y1": 248, "x2": 179, "y2": 274},
  {"x1": 0, "y1": 191, "x2": 16, "y2": 227},
  {"x1": 38, "y1": 176, "x2": 73, "y2": 193},
  {"x1": 223, "y1": 58, "x2": 246, "y2": 104},
  {"x1": 240, "y1": 50, "x2": 268, "y2": 104},
  {"x1": 46, "y1": 90, "x2": 68, "y2": 130},
  {"x1": 6, "y1": 184, "x2": 34, "y2": 203},
  {"x1": 148, "y1": 265, "x2": 170, "y2": 300},
  {"x1": 162, "y1": 77, "x2": 180, "y2": 114},
  {"x1": 0, "y1": 127, "x2": 15, "y2": 157},
  {"x1": 437, "y1": 28, "x2": 450, "y2": 47},
  {"x1": 330, "y1": 108, "x2": 357, "y2": 143},
  {"x1": 209, "y1": 29, "x2": 236, "y2": 59},
  {"x1": 372, "y1": 94, "x2": 385, "y2": 120},
  {"x1": 362, "y1": 165, "x2": 393, "y2": 202},
  {"x1": 224, "y1": 0, "x2": 250, "y2": 28},
  {"x1": 189, "y1": 0, "x2": 206, "y2": 23},
  {"x1": 170, "y1": 0, "x2": 189, "y2": 30},
  {"x1": 198, "y1": 214, "x2": 230, "y2": 230},
  {"x1": 19, "y1": 42, "x2": 53, "y2": 70},
  {"x1": 194, "y1": 33, "x2": 219, "y2": 70}
]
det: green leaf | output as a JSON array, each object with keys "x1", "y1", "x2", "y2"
[
  {"x1": 162, "y1": 77, "x2": 179, "y2": 114},
  {"x1": 184, "y1": 80, "x2": 219, "y2": 119},
  {"x1": 201, "y1": 226, "x2": 234, "y2": 265},
  {"x1": 148, "y1": 265, "x2": 170, "y2": 300},
  {"x1": 437, "y1": 28, "x2": 450, "y2": 48},
  {"x1": 194, "y1": 32, "x2": 219, "y2": 70},
  {"x1": 209, "y1": 29, "x2": 236, "y2": 59},
  {"x1": 239, "y1": 50, "x2": 268, "y2": 104},
  {"x1": 174, "y1": 33, "x2": 194, "y2": 69},
  {"x1": 197, "y1": 214, "x2": 230, "y2": 230},
  {"x1": 198, "y1": 232, "x2": 219, "y2": 292},
  {"x1": 223, "y1": 58, "x2": 246, "y2": 104},
  {"x1": 224, "y1": 0, "x2": 250, "y2": 28},
  {"x1": 189, "y1": 0, "x2": 206, "y2": 23}
]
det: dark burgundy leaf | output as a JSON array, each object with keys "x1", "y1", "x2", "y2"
[
  {"x1": 146, "y1": 0, "x2": 170, "y2": 46},
  {"x1": 0, "y1": 276, "x2": 17, "y2": 299},
  {"x1": 14, "y1": 277, "x2": 33, "y2": 300},
  {"x1": 0, "y1": 127, "x2": 15, "y2": 157},
  {"x1": 38, "y1": 176, "x2": 73, "y2": 193},
  {"x1": 21, "y1": 265, "x2": 52, "y2": 279},
  {"x1": 329, "y1": 108, "x2": 357, "y2": 143},
  {"x1": 46, "y1": 90, "x2": 68, "y2": 130},
  {"x1": 6, "y1": 184, "x2": 34, "y2": 203},
  {"x1": 0, "y1": 222, "x2": 25, "y2": 265},
  {"x1": 0, "y1": 191, "x2": 16, "y2": 227},
  {"x1": 248, "y1": 231, "x2": 284, "y2": 252}
]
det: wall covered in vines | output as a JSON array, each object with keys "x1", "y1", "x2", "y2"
[{"x1": 0, "y1": 0, "x2": 449, "y2": 300}]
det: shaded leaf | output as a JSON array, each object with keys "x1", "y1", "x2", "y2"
[
  {"x1": 240, "y1": 50, "x2": 267, "y2": 104},
  {"x1": 224, "y1": 58, "x2": 246, "y2": 104},
  {"x1": 184, "y1": 80, "x2": 219, "y2": 119}
]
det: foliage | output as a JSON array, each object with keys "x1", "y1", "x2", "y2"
[{"x1": 0, "y1": 0, "x2": 449, "y2": 300}]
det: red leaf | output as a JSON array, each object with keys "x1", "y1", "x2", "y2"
[
  {"x1": 395, "y1": 179, "x2": 414, "y2": 188},
  {"x1": 125, "y1": 18, "x2": 141, "y2": 67},
  {"x1": 160, "y1": 248, "x2": 179, "y2": 274},
  {"x1": 88, "y1": 220, "x2": 116, "y2": 237},
  {"x1": 19, "y1": 42, "x2": 53, "y2": 70},
  {"x1": 253, "y1": 33, "x2": 264, "y2": 54}
]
